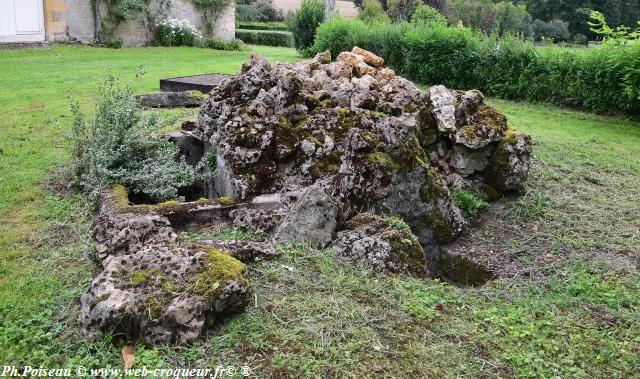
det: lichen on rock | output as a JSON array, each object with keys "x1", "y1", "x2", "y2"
[
  {"x1": 194, "y1": 48, "x2": 531, "y2": 252},
  {"x1": 80, "y1": 47, "x2": 533, "y2": 347},
  {"x1": 78, "y1": 243, "x2": 250, "y2": 345},
  {"x1": 334, "y1": 213, "x2": 428, "y2": 275}
]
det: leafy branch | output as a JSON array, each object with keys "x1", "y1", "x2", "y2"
[{"x1": 588, "y1": 11, "x2": 640, "y2": 43}]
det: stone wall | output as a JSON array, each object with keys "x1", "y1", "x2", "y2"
[
  {"x1": 43, "y1": 0, "x2": 234, "y2": 46},
  {"x1": 65, "y1": 0, "x2": 96, "y2": 43}
]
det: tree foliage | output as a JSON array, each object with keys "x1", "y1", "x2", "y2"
[
  {"x1": 446, "y1": 0, "x2": 533, "y2": 37},
  {"x1": 588, "y1": 10, "x2": 640, "y2": 42},
  {"x1": 357, "y1": 0, "x2": 391, "y2": 24},
  {"x1": 518, "y1": 0, "x2": 640, "y2": 37},
  {"x1": 286, "y1": 0, "x2": 325, "y2": 51},
  {"x1": 532, "y1": 19, "x2": 570, "y2": 41},
  {"x1": 411, "y1": 4, "x2": 448, "y2": 26}
]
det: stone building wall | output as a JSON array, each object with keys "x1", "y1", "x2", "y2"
[{"x1": 43, "y1": 0, "x2": 234, "y2": 46}]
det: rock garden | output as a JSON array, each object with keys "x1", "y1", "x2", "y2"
[{"x1": 78, "y1": 47, "x2": 532, "y2": 346}]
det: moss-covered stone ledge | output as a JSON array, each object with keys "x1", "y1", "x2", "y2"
[
  {"x1": 135, "y1": 90, "x2": 208, "y2": 108},
  {"x1": 93, "y1": 185, "x2": 286, "y2": 262},
  {"x1": 105, "y1": 185, "x2": 244, "y2": 231}
]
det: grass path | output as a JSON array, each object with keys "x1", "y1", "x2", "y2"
[{"x1": 0, "y1": 45, "x2": 638, "y2": 377}]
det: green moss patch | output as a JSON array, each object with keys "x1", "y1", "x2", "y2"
[
  {"x1": 365, "y1": 151, "x2": 401, "y2": 172},
  {"x1": 190, "y1": 248, "x2": 248, "y2": 298},
  {"x1": 217, "y1": 196, "x2": 237, "y2": 206}
]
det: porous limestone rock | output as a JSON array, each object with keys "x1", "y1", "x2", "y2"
[
  {"x1": 92, "y1": 185, "x2": 178, "y2": 262},
  {"x1": 334, "y1": 213, "x2": 428, "y2": 275},
  {"x1": 78, "y1": 243, "x2": 250, "y2": 345},
  {"x1": 273, "y1": 184, "x2": 340, "y2": 248},
  {"x1": 483, "y1": 131, "x2": 533, "y2": 192},
  {"x1": 195, "y1": 47, "x2": 532, "y2": 251},
  {"x1": 352, "y1": 46, "x2": 384, "y2": 67},
  {"x1": 80, "y1": 47, "x2": 534, "y2": 347},
  {"x1": 229, "y1": 207, "x2": 282, "y2": 234}
]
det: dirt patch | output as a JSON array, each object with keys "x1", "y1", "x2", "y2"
[
  {"x1": 42, "y1": 166, "x2": 76, "y2": 198},
  {"x1": 442, "y1": 201, "x2": 567, "y2": 282}
]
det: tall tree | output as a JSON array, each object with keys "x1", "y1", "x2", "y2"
[{"x1": 517, "y1": 0, "x2": 640, "y2": 36}]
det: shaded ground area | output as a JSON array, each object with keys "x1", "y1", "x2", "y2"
[{"x1": 0, "y1": 46, "x2": 638, "y2": 377}]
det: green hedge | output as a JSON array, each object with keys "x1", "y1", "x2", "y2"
[
  {"x1": 236, "y1": 21, "x2": 288, "y2": 31},
  {"x1": 199, "y1": 38, "x2": 247, "y2": 51},
  {"x1": 311, "y1": 18, "x2": 640, "y2": 117},
  {"x1": 235, "y1": 29, "x2": 294, "y2": 47}
]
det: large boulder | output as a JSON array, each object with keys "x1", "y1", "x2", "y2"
[
  {"x1": 195, "y1": 48, "x2": 532, "y2": 250},
  {"x1": 78, "y1": 243, "x2": 250, "y2": 345},
  {"x1": 483, "y1": 130, "x2": 533, "y2": 192}
]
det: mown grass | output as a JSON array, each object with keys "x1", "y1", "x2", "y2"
[{"x1": 0, "y1": 45, "x2": 638, "y2": 378}]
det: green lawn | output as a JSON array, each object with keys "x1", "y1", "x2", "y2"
[{"x1": 1, "y1": 45, "x2": 639, "y2": 378}]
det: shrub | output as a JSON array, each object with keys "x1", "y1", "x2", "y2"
[
  {"x1": 105, "y1": 38, "x2": 124, "y2": 49},
  {"x1": 357, "y1": 0, "x2": 391, "y2": 24},
  {"x1": 533, "y1": 19, "x2": 570, "y2": 42},
  {"x1": 286, "y1": 0, "x2": 325, "y2": 51},
  {"x1": 411, "y1": 4, "x2": 447, "y2": 27},
  {"x1": 403, "y1": 24, "x2": 482, "y2": 88},
  {"x1": 200, "y1": 37, "x2": 247, "y2": 50},
  {"x1": 113, "y1": 0, "x2": 147, "y2": 22},
  {"x1": 446, "y1": 0, "x2": 533, "y2": 37},
  {"x1": 70, "y1": 76, "x2": 196, "y2": 204},
  {"x1": 153, "y1": 18, "x2": 201, "y2": 46},
  {"x1": 235, "y1": 29, "x2": 294, "y2": 47},
  {"x1": 236, "y1": 0, "x2": 284, "y2": 22},
  {"x1": 236, "y1": 21, "x2": 288, "y2": 31},
  {"x1": 573, "y1": 33, "x2": 588, "y2": 45},
  {"x1": 311, "y1": 19, "x2": 640, "y2": 116}
]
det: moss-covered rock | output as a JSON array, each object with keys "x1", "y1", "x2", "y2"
[
  {"x1": 194, "y1": 50, "x2": 530, "y2": 253},
  {"x1": 483, "y1": 128, "x2": 533, "y2": 192},
  {"x1": 78, "y1": 243, "x2": 250, "y2": 346},
  {"x1": 217, "y1": 196, "x2": 237, "y2": 206},
  {"x1": 92, "y1": 186, "x2": 178, "y2": 261},
  {"x1": 334, "y1": 213, "x2": 428, "y2": 275}
]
